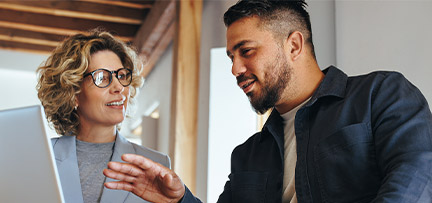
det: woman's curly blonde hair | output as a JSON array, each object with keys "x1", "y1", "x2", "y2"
[{"x1": 36, "y1": 30, "x2": 144, "y2": 136}]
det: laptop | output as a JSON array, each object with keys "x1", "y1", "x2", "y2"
[{"x1": 0, "y1": 105, "x2": 65, "y2": 203}]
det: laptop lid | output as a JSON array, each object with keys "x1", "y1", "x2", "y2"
[{"x1": 0, "y1": 105, "x2": 65, "y2": 203}]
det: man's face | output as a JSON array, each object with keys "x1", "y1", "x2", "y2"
[{"x1": 226, "y1": 16, "x2": 292, "y2": 114}]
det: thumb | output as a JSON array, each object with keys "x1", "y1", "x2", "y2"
[{"x1": 160, "y1": 171, "x2": 174, "y2": 187}]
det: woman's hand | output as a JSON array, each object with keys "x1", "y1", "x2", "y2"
[{"x1": 103, "y1": 154, "x2": 185, "y2": 203}]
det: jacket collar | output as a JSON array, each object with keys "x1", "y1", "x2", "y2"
[
  {"x1": 54, "y1": 134, "x2": 138, "y2": 203},
  {"x1": 261, "y1": 109, "x2": 284, "y2": 159},
  {"x1": 260, "y1": 66, "x2": 348, "y2": 157},
  {"x1": 306, "y1": 66, "x2": 347, "y2": 107},
  {"x1": 99, "y1": 133, "x2": 137, "y2": 202},
  {"x1": 53, "y1": 136, "x2": 83, "y2": 203}
]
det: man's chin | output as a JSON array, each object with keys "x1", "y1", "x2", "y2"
[{"x1": 250, "y1": 101, "x2": 271, "y2": 115}]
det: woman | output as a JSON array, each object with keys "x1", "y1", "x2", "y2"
[{"x1": 36, "y1": 30, "x2": 170, "y2": 203}]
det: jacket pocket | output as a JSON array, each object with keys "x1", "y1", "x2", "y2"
[
  {"x1": 313, "y1": 123, "x2": 380, "y2": 203},
  {"x1": 229, "y1": 172, "x2": 268, "y2": 203}
]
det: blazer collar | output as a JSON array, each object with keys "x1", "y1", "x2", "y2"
[
  {"x1": 53, "y1": 136, "x2": 84, "y2": 203},
  {"x1": 99, "y1": 133, "x2": 137, "y2": 203},
  {"x1": 54, "y1": 134, "x2": 139, "y2": 203}
]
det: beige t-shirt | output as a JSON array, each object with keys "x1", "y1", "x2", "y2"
[{"x1": 281, "y1": 98, "x2": 310, "y2": 203}]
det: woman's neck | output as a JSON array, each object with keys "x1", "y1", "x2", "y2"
[{"x1": 76, "y1": 124, "x2": 117, "y2": 143}]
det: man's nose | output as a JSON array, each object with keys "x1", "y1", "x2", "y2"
[{"x1": 231, "y1": 58, "x2": 247, "y2": 77}]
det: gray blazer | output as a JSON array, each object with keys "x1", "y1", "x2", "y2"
[{"x1": 52, "y1": 134, "x2": 170, "y2": 203}]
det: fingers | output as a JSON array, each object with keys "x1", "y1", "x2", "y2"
[
  {"x1": 104, "y1": 181, "x2": 134, "y2": 191},
  {"x1": 103, "y1": 168, "x2": 136, "y2": 183},
  {"x1": 104, "y1": 154, "x2": 186, "y2": 202},
  {"x1": 121, "y1": 154, "x2": 156, "y2": 171},
  {"x1": 106, "y1": 161, "x2": 144, "y2": 176}
]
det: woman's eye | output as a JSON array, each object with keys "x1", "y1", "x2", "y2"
[{"x1": 118, "y1": 73, "x2": 127, "y2": 79}]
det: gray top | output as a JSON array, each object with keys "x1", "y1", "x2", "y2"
[{"x1": 76, "y1": 139, "x2": 115, "y2": 203}]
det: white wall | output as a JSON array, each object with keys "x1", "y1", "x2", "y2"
[
  {"x1": 196, "y1": 0, "x2": 238, "y2": 201},
  {"x1": 0, "y1": 50, "x2": 59, "y2": 137},
  {"x1": 206, "y1": 48, "x2": 258, "y2": 203},
  {"x1": 0, "y1": 49, "x2": 46, "y2": 110},
  {"x1": 0, "y1": 49, "x2": 47, "y2": 72},
  {"x1": 0, "y1": 69, "x2": 39, "y2": 110},
  {"x1": 136, "y1": 43, "x2": 173, "y2": 155},
  {"x1": 335, "y1": 1, "x2": 432, "y2": 103}
]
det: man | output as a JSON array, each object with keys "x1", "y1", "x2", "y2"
[{"x1": 104, "y1": 0, "x2": 432, "y2": 202}]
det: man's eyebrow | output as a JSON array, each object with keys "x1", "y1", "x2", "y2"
[{"x1": 226, "y1": 40, "x2": 251, "y2": 57}]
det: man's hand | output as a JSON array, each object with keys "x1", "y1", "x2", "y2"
[{"x1": 103, "y1": 154, "x2": 185, "y2": 203}]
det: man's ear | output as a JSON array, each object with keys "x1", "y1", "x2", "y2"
[{"x1": 284, "y1": 31, "x2": 304, "y2": 61}]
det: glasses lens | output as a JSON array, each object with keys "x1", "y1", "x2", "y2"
[
  {"x1": 93, "y1": 70, "x2": 111, "y2": 87},
  {"x1": 117, "y1": 68, "x2": 132, "y2": 86}
]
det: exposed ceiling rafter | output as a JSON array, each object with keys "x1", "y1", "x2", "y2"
[{"x1": 0, "y1": 0, "x2": 171, "y2": 79}]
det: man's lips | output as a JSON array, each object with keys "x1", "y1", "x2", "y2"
[{"x1": 237, "y1": 75, "x2": 257, "y2": 94}]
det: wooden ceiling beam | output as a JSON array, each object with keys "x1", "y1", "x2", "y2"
[
  {"x1": 81, "y1": 0, "x2": 153, "y2": 9},
  {"x1": 0, "y1": 26, "x2": 66, "y2": 41},
  {"x1": 0, "y1": 21, "x2": 133, "y2": 43},
  {"x1": 0, "y1": 34, "x2": 59, "y2": 47},
  {"x1": 0, "y1": 1, "x2": 147, "y2": 24},
  {"x1": 133, "y1": 0, "x2": 176, "y2": 78},
  {"x1": 0, "y1": 40, "x2": 54, "y2": 55},
  {"x1": 140, "y1": 21, "x2": 175, "y2": 78},
  {"x1": 0, "y1": 8, "x2": 138, "y2": 37}
]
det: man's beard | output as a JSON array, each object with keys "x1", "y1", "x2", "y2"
[{"x1": 240, "y1": 50, "x2": 291, "y2": 114}]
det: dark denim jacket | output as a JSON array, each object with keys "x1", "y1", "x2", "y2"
[{"x1": 214, "y1": 66, "x2": 432, "y2": 203}]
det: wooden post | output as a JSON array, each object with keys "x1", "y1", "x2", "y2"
[{"x1": 170, "y1": 0, "x2": 202, "y2": 194}]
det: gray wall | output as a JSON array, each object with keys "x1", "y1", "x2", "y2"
[
  {"x1": 136, "y1": 43, "x2": 173, "y2": 155},
  {"x1": 335, "y1": 0, "x2": 432, "y2": 103}
]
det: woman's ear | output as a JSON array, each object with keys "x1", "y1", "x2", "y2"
[
  {"x1": 74, "y1": 96, "x2": 79, "y2": 110},
  {"x1": 284, "y1": 31, "x2": 304, "y2": 61}
]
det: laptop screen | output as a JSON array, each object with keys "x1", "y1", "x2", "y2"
[{"x1": 0, "y1": 105, "x2": 64, "y2": 203}]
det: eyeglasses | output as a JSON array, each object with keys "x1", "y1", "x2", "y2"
[{"x1": 83, "y1": 68, "x2": 132, "y2": 88}]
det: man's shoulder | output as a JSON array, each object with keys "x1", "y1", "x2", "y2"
[
  {"x1": 349, "y1": 70, "x2": 405, "y2": 83},
  {"x1": 345, "y1": 70, "x2": 410, "y2": 93}
]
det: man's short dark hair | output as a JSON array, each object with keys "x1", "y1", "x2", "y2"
[{"x1": 224, "y1": 0, "x2": 316, "y2": 59}]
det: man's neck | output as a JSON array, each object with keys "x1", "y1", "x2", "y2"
[{"x1": 276, "y1": 63, "x2": 324, "y2": 114}]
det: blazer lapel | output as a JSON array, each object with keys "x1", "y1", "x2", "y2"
[
  {"x1": 53, "y1": 136, "x2": 84, "y2": 203},
  {"x1": 100, "y1": 134, "x2": 136, "y2": 203}
]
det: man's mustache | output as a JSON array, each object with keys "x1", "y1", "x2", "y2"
[{"x1": 236, "y1": 74, "x2": 258, "y2": 86}]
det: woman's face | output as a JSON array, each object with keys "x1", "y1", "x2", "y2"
[{"x1": 76, "y1": 50, "x2": 130, "y2": 128}]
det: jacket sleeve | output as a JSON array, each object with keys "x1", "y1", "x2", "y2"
[
  {"x1": 179, "y1": 186, "x2": 202, "y2": 203},
  {"x1": 371, "y1": 72, "x2": 432, "y2": 202},
  {"x1": 216, "y1": 180, "x2": 232, "y2": 203}
]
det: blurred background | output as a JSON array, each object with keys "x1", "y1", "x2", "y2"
[{"x1": 0, "y1": 1, "x2": 431, "y2": 202}]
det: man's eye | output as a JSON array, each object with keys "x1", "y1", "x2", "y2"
[{"x1": 241, "y1": 49, "x2": 251, "y2": 56}]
